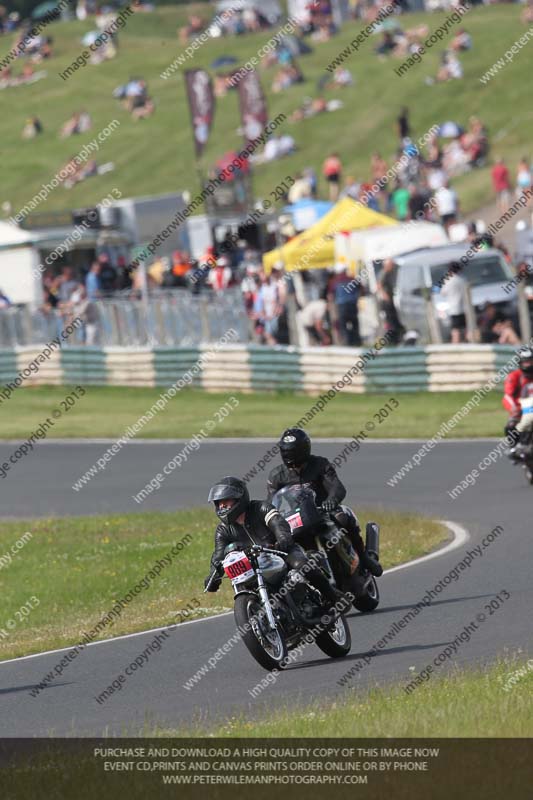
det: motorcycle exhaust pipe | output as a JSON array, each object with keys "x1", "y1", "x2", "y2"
[{"x1": 365, "y1": 522, "x2": 380, "y2": 560}]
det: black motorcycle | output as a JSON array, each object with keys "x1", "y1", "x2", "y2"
[
  {"x1": 516, "y1": 429, "x2": 533, "y2": 485},
  {"x1": 204, "y1": 543, "x2": 351, "y2": 671},
  {"x1": 271, "y1": 485, "x2": 380, "y2": 614}
]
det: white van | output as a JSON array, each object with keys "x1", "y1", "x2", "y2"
[
  {"x1": 0, "y1": 222, "x2": 42, "y2": 307},
  {"x1": 334, "y1": 221, "x2": 449, "y2": 341},
  {"x1": 391, "y1": 244, "x2": 518, "y2": 341},
  {"x1": 334, "y1": 221, "x2": 448, "y2": 289}
]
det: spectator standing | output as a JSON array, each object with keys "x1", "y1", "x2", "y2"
[
  {"x1": 341, "y1": 176, "x2": 360, "y2": 200},
  {"x1": 434, "y1": 181, "x2": 459, "y2": 229},
  {"x1": 329, "y1": 264, "x2": 361, "y2": 346},
  {"x1": 288, "y1": 173, "x2": 312, "y2": 203},
  {"x1": 117, "y1": 255, "x2": 133, "y2": 290},
  {"x1": 299, "y1": 297, "x2": 330, "y2": 345},
  {"x1": 491, "y1": 157, "x2": 512, "y2": 212},
  {"x1": 371, "y1": 152, "x2": 389, "y2": 209},
  {"x1": 391, "y1": 180, "x2": 410, "y2": 221},
  {"x1": 85, "y1": 261, "x2": 101, "y2": 300},
  {"x1": 73, "y1": 285, "x2": 100, "y2": 345},
  {"x1": 98, "y1": 254, "x2": 117, "y2": 293},
  {"x1": 57, "y1": 266, "x2": 79, "y2": 304},
  {"x1": 407, "y1": 183, "x2": 427, "y2": 220},
  {"x1": 208, "y1": 256, "x2": 232, "y2": 292},
  {"x1": 255, "y1": 271, "x2": 281, "y2": 345},
  {"x1": 396, "y1": 107, "x2": 410, "y2": 142},
  {"x1": 322, "y1": 153, "x2": 342, "y2": 201},
  {"x1": 516, "y1": 157, "x2": 532, "y2": 202},
  {"x1": 271, "y1": 267, "x2": 290, "y2": 344},
  {"x1": 241, "y1": 266, "x2": 260, "y2": 315},
  {"x1": 439, "y1": 265, "x2": 467, "y2": 343},
  {"x1": 303, "y1": 167, "x2": 318, "y2": 198},
  {"x1": 170, "y1": 250, "x2": 191, "y2": 287},
  {"x1": 189, "y1": 260, "x2": 208, "y2": 295},
  {"x1": 377, "y1": 259, "x2": 404, "y2": 344}
]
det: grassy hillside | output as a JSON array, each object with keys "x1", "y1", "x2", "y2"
[{"x1": 2, "y1": 4, "x2": 531, "y2": 218}]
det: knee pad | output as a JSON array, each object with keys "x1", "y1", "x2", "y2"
[{"x1": 336, "y1": 506, "x2": 360, "y2": 535}]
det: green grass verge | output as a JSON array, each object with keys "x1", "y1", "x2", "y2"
[
  {"x1": 2, "y1": 5, "x2": 530, "y2": 217},
  {"x1": 0, "y1": 507, "x2": 447, "y2": 661},
  {"x1": 154, "y1": 660, "x2": 533, "y2": 737},
  {"x1": 0, "y1": 386, "x2": 505, "y2": 439}
]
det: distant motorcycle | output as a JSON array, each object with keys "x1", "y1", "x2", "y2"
[
  {"x1": 205, "y1": 543, "x2": 351, "y2": 671},
  {"x1": 271, "y1": 485, "x2": 381, "y2": 614},
  {"x1": 512, "y1": 393, "x2": 533, "y2": 486},
  {"x1": 516, "y1": 432, "x2": 533, "y2": 486}
]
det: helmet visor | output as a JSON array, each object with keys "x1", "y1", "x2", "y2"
[{"x1": 208, "y1": 483, "x2": 244, "y2": 504}]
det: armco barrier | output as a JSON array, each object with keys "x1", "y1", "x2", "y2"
[
  {"x1": 0, "y1": 350, "x2": 18, "y2": 386},
  {"x1": 365, "y1": 347, "x2": 429, "y2": 393},
  {"x1": 0, "y1": 344, "x2": 518, "y2": 394},
  {"x1": 201, "y1": 345, "x2": 252, "y2": 393}
]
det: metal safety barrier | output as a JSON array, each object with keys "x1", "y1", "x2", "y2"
[{"x1": 0, "y1": 290, "x2": 250, "y2": 347}]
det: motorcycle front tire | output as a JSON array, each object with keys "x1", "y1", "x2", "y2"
[{"x1": 233, "y1": 593, "x2": 288, "y2": 671}]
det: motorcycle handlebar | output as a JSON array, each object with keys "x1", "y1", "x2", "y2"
[
  {"x1": 203, "y1": 569, "x2": 220, "y2": 593},
  {"x1": 205, "y1": 547, "x2": 289, "y2": 590},
  {"x1": 247, "y1": 545, "x2": 288, "y2": 558}
]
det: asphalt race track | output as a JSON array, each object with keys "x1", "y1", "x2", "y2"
[{"x1": 0, "y1": 439, "x2": 530, "y2": 736}]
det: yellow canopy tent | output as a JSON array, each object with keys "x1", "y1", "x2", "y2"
[{"x1": 263, "y1": 198, "x2": 396, "y2": 273}]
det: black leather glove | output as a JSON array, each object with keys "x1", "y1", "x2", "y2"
[
  {"x1": 270, "y1": 534, "x2": 289, "y2": 554},
  {"x1": 204, "y1": 574, "x2": 221, "y2": 592},
  {"x1": 322, "y1": 499, "x2": 338, "y2": 513},
  {"x1": 204, "y1": 564, "x2": 223, "y2": 592}
]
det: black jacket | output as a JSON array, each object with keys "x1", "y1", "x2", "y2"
[
  {"x1": 267, "y1": 455, "x2": 346, "y2": 507},
  {"x1": 210, "y1": 500, "x2": 293, "y2": 572}
]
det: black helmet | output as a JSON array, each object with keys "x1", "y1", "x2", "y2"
[
  {"x1": 208, "y1": 476, "x2": 249, "y2": 524},
  {"x1": 518, "y1": 346, "x2": 533, "y2": 377},
  {"x1": 278, "y1": 428, "x2": 311, "y2": 468}
]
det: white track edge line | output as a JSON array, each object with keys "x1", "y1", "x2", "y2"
[
  {"x1": 0, "y1": 519, "x2": 468, "y2": 668},
  {"x1": 0, "y1": 438, "x2": 502, "y2": 445}
]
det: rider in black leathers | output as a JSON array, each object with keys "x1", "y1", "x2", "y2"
[
  {"x1": 204, "y1": 476, "x2": 343, "y2": 609},
  {"x1": 267, "y1": 428, "x2": 383, "y2": 577}
]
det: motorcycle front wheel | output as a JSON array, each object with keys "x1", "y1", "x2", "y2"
[
  {"x1": 523, "y1": 461, "x2": 533, "y2": 485},
  {"x1": 233, "y1": 594, "x2": 288, "y2": 671}
]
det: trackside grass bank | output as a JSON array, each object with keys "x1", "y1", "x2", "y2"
[
  {"x1": 0, "y1": 386, "x2": 505, "y2": 440},
  {"x1": 2, "y1": 5, "x2": 532, "y2": 216},
  {"x1": 0, "y1": 508, "x2": 446, "y2": 661},
  {"x1": 155, "y1": 660, "x2": 533, "y2": 737}
]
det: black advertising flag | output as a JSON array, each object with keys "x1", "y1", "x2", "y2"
[
  {"x1": 237, "y1": 69, "x2": 268, "y2": 148},
  {"x1": 184, "y1": 69, "x2": 215, "y2": 158}
]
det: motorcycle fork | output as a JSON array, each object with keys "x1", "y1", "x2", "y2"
[{"x1": 255, "y1": 570, "x2": 278, "y2": 631}]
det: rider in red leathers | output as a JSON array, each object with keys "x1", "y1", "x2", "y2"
[{"x1": 504, "y1": 347, "x2": 533, "y2": 459}]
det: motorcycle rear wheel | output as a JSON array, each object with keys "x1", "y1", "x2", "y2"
[
  {"x1": 234, "y1": 594, "x2": 288, "y2": 671},
  {"x1": 315, "y1": 612, "x2": 351, "y2": 658},
  {"x1": 353, "y1": 575, "x2": 380, "y2": 612}
]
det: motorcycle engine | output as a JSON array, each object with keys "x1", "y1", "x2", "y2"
[{"x1": 286, "y1": 569, "x2": 307, "y2": 602}]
